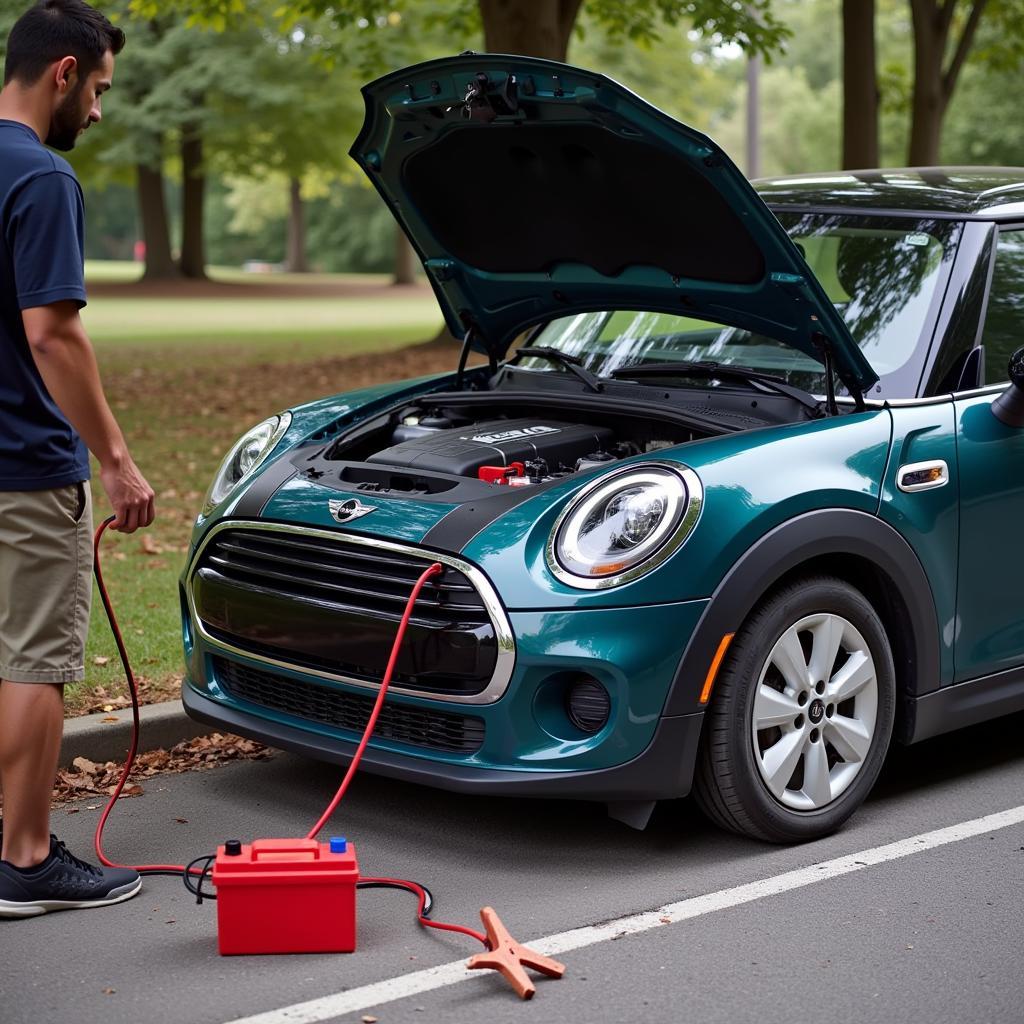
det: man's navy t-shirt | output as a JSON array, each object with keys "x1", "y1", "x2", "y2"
[{"x1": 0, "y1": 119, "x2": 89, "y2": 490}]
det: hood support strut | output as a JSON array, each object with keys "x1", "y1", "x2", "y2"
[{"x1": 813, "y1": 331, "x2": 860, "y2": 415}]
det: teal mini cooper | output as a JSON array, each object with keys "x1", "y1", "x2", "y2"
[{"x1": 181, "y1": 54, "x2": 1024, "y2": 842}]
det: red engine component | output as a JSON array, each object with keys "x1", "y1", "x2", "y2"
[
  {"x1": 212, "y1": 837, "x2": 359, "y2": 955},
  {"x1": 478, "y1": 461, "x2": 525, "y2": 484}
]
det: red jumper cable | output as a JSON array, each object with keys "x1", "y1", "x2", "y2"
[{"x1": 90, "y1": 515, "x2": 564, "y2": 999}]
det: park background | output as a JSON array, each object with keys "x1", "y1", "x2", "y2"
[{"x1": 0, "y1": 0, "x2": 1021, "y2": 711}]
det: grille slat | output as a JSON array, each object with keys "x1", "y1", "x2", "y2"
[
  {"x1": 215, "y1": 540, "x2": 477, "y2": 594},
  {"x1": 231, "y1": 533, "x2": 446, "y2": 578},
  {"x1": 215, "y1": 657, "x2": 485, "y2": 754},
  {"x1": 203, "y1": 557, "x2": 486, "y2": 617},
  {"x1": 196, "y1": 568, "x2": 449, "y2": 631}
]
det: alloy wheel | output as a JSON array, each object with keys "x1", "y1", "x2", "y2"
[{"x1": 750, "y1": 612, "x2": 878, "y2": 812}]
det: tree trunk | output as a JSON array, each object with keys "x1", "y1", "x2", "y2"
[
  {"x1": 907, "y1": 0, "x2": 988, "y2": 166},
  {"x1": 478, "y1": 0, "x2": 583, "y2": 60},
  {"x1": 135, "y1": 162, "x2": 179, "y2": 281},
  {"x1": 746, "y1": 54, "x2": 761, "y2": 179},
  {"x1": 285, "y1": 176, "x2": 309, "y2": 273},
  {"x1": 179, "y1": 125, "x2": 206, "y2": 280},
  {"x1": 907, "y1": 0, "x2": 946, "y2": 165},
  {"x1": 393, "y1": 227, "x2": 416, "y2": 285},
  {"x1": 841, "y1": 0, "x2": 878, "y2": 169}
]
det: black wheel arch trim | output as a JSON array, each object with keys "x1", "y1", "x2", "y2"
[{"x1": 663, "y1": 508, "x2": 942, "y2": 716}]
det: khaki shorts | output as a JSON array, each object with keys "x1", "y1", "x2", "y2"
[{"x1": 0, "y1": 482, "x2": 93, "y2": 684}]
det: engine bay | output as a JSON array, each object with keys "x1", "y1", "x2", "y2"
[
  {"x1": 286, "y1": 357, "x2": 826, "y2": 502},
  {"x1": 300, "y1": 386, "x2": 760, "y2": 501},
  {"x1": 367, "y1": 417, "x2": 625, "y2": 485}
]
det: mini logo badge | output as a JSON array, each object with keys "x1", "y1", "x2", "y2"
[{"x1": 328, "y1": 498, "x2": 377, "y2": 524}]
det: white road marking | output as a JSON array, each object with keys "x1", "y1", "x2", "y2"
[{"x1": 223, "y1": 804, "x2": 1024, "y2": 1024}]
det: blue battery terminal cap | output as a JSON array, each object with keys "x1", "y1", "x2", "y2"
[{"x1": 329, "y1": 836, "x2": 348, "y2": 854}]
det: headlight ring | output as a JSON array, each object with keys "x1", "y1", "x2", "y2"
[{"x1": 546, "y1": 462, "x2": 703, "y2": 590}]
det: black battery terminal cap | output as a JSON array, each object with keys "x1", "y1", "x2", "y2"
[{"x1": 224, "y1": 839, "x2": 243, "y2": 856}]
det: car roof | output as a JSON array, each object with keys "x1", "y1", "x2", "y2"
[{"x1": 755, "y1": 167, "x2": 1024, "y2": 220}]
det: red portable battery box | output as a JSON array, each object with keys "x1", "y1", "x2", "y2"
[{"x1": 211, "y1": 837, "x2": 358, "y2": 955}]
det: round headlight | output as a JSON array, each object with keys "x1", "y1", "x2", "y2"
[
  {"x1": 202, "y1": 412, "x2": 292, "y2": 515},
  {"x1": 547, "y1": 464, "x2": 702, "y2": 589}
]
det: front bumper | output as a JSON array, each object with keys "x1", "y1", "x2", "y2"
[
  {"x1": 182, "y1": 594, "x2": 710, "y2": 800},
  {"x1": 182, "y1": 682, "x2": 704, "y2": 801},
  {"x1": 184, "y1": 594, "x2": 707, "y2": 763}
]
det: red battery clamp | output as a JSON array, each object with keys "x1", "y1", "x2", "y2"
[{"x1": 478, "y1": 461, "x2": 525, "y2": 484}]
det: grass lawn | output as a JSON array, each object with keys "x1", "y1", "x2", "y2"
[
  {"x1": 83, "y1": 260, "x2": 399, "y2": 287},
  {"x1": 70, "y1": 269, "x2": 455, "y2": 715}
]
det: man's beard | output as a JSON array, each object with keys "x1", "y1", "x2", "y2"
[{"x1": 45, "y1": 82, "x2": 87, "y2": 151}]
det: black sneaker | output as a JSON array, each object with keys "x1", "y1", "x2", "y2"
[{"x1": 0, "y1": 836, "x2": 141, "y2": 918}]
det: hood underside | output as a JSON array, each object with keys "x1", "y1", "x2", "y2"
[{"x1": 351, "y1": 54, "x2": 879, "y2": 398}]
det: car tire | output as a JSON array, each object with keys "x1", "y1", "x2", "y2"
[{"x1": 694, "y1": 575, "x2": 895, "y2": 843}]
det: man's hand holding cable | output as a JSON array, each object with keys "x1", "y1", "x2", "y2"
[
  {"x1": 22, "y1": 301, "x2": 156, "y2": 533},
  {"x1": 99, "y1": 451, "x2": 154, "y2": 533}
]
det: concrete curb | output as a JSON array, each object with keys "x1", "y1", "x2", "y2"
[{"x1": 61, "y1": 701, "x2": 209, "y2": 767}]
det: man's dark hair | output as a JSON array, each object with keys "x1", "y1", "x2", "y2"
[{"x1": 4, "y1": 0, "x2": 124, "y2": 86}]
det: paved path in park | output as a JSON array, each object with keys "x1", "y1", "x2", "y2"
[{"x1": 3, "y1": 712, "x2": 1023, "y2": 1024}]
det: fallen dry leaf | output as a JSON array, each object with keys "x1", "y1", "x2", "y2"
[
  {"x1": 140, "y1": 535, "x2": 164, "y2": 555},
  {"x1": 37, "y1": 733, "x2": 273, "y2": 806},
  {"x1": 93, "y1": 656, "x2": 111, "y2": 667}
]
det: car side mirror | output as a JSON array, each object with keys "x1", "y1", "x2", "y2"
[{"x1": 991, "y1": 348, "x2": 1024, "y2": 427}]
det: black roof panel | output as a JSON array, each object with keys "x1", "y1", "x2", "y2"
[{"x1": 755, "y1": 167, "x2": 1024, "y2": 219}]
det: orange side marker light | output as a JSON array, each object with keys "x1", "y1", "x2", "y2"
[{"x1": 700, "y1": 633, "x2": 734, "y2": 704}]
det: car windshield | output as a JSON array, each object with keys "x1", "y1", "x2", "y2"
[{"x1": 521, "y1": 213, "x2": 959, "y2": 398}]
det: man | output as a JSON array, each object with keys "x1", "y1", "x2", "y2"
[{"x1": 0, "y1": 0, "x2": 155, "y2": 917}]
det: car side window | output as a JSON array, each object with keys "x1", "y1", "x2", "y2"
[{"x1": 983, "y1": 228, "x2": 1024, "y2": 383}]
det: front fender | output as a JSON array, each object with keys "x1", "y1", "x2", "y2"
[{"x1": 663, "y1": 507, "x2": 942, "y2": 715}]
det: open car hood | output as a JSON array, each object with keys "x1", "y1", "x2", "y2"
[{"x1": 351, "y1": 55, "x2": 879, "y2": 398}]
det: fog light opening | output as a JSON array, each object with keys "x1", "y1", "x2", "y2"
[{"x1": 565, "y1": 677, "x2": 611, "y2": 734}]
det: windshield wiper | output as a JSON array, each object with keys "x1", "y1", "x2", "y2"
[
  {"x1": 509, "y1": 346, "x2": 604, "y2": 393},
  {"x1": 609, "y1": 361, "x2": 824, "y2": 416}
]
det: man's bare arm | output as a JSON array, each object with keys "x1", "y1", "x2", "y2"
[{"x1": 22, "y1": 301, "x2": 154, "y2": 533}]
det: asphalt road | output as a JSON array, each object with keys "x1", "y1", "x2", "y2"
[{"x1": 2, "y1": 712, "x2": 1023, "y2": 1024}]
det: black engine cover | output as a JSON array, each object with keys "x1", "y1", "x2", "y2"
[{"x1": 368, "y1": 418, "x2": 614, "y2": 476}]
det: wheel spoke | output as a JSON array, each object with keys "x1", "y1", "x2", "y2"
[
  {"x1": 802, "y1": 737, "x2": 833, "y2": 807},
  {"x1": 827, "y1": 650, "x2": 874, "y2": 703},
  {"x1": 760, "y1": 728, "x2": 805, "y2": 798},
  {"x1": 824, "y1": 714, "x2": 871, "y2": 763},
  {"x1": 753, "y1": 684, "x2": 801, "y2": 730},
  {"x1": 807, "y1": 615, "x2": 843, "y2": 687},
  {"x1": 771, "y1": 629, "x2": 810, "y2": 692}
]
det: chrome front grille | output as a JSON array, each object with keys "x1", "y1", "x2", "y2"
[{"x1": 187, "y1": 522, "x2": 515, "y2": 704}]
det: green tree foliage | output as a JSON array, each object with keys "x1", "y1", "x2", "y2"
[{"x1": 149, "y1": 0, "x2": 791, "y2": 64}]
